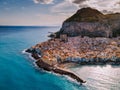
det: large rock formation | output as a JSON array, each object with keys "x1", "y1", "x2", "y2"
[{"x1": 55, "y1": 7, "x2": 120, "y2": 38}]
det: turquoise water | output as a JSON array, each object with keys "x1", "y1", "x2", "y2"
[{"x1": 0, "y1": 26, "x2": 120, "y2": 90}]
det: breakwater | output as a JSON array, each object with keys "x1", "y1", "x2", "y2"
[{"x1": 26, "y1": 50, "x2": 86, "y2": 84}]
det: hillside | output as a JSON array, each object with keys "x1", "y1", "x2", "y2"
[
  {"x1": 54, "y1": 7, "x2": 120, "y2": 38},
  {"x1": 65, "y1": 7, "x2": 104, "y2": 22}
]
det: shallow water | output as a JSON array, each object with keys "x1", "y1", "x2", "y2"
[
  {"x1": 71, "y1": 65, "x2": 120, "y2": 90},
  {"x1": 0, "y1": 26, "x2": 120, "y2": 90}
]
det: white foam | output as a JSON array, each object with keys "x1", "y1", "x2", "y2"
[
  {"x1": 64, "y1": 75, "x2": 81, "y2": 85},
  {"x1": 22, "y1": 49, "x2": 27, "y2": 54},
  {"x1": 22, "y1": 49, "x2": 83, "y2": 85},
  {"x1": 22, "y1": 49, "x2": 35, "y2": 60},
  {"x1": 47, "y1": 70, "x2": 81, "y2": 85},
  {"x1": 22, "y1": 49, "x2": 42, "y2": 70}
]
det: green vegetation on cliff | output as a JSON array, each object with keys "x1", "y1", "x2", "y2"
[
  {"x1": 65, "y1": 7, "x2": 104, "y2": 22},
  {"x1": 55, "y1": 7, "x2": 120, "y2": 38}
]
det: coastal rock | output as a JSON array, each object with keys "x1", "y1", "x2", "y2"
[
  {"x1": 60, "y1": 22, "x2": 112, "y2": 37},
  {"x1": 55, "y1": 7, "x2": 120, "y2": 38},
  {"x1": 26, "y1": 47, "x2": 86, "y2": 84},
  {"x1": 36, "y1": 59, "x2": 86, "y2": 83}
]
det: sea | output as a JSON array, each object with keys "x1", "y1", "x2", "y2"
[{"x1": 0, "y1": 26, "x2": 120, "y2": 90}]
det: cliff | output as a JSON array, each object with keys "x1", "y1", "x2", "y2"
[{"x1": 55, "y1": 7, "x2": 120, "y2": 38}]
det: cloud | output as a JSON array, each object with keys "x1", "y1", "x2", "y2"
[
  {"x1": 33, "y1": 0, "x2": 53, "y2": 4},
  {"x1": 72, "y1": 0, "x2": 88, "y2": 4},
  {"x1": 35, "y1": 14, "x2": 68, "y2": 25},
  {"x1": 51, "y1": 0, "x2": 78, "y2": 15},
  {"x1": 71, "y1": 0, "x2": 120, "y2": 13},
  {"x1": 51, "y1": 0, "x2": 120, "y2": 15},
  {"x1": 102, "y1": 10, "x2": 113, "y2": 14},
  {"x1": 115, "y1": 1, "x2": 120, "y2": 6}
]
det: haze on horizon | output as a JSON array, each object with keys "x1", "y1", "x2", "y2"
[{"x1": 0, "y1": 0, "x2": 120, "y2": 26}]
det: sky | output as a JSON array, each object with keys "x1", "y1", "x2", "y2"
[{"x1": 0, "y1": 0, "x2": 120, "y2": 26}]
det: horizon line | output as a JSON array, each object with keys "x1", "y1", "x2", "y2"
[{"x1": 0, "y1": 25, "x2": 60, "y2": 27}]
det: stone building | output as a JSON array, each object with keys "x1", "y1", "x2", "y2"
[
  {"x1": 105, "y1": 30, "x2": 112, "y2": 38},
  {"x1": 60, "y1": 34, "x2": 68, "y2": 42}
]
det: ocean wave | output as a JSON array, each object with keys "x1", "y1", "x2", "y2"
[
  {"x1": 22, "y1": 49, "x2": 35, "y2": 60},
  {"x1": 22, "y1": 49, "x2": 84, "y2": 85},
  {"x1": 22, "y1": 49, "x2": 39, "y2": 69}
]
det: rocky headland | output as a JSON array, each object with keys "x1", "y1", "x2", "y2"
[
  {"x1": 54, "y1": 7, "x2": 120, "y2": 38},
  {"x1": 26, "y1": 7, "x2": 120, "y2": 84}
]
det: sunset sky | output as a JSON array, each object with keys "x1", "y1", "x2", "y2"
[{"x1": 0, "y1": 0, "x2": 120, "y2": 26}]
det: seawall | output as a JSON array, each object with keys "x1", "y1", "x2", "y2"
[{"x1": 26, "y1": 50, "x2": 86, "y2": 84}]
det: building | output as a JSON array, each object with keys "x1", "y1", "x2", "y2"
[{"x1": 60, "y1": 34, "x2": 68, "y2": 42}]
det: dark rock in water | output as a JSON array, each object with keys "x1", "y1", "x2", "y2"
[
  {"x1": 32, "y1": 53, "x2": 40, "y2": 60},
  {"x1": 25, "y1": 48, "x2": 33, "y2": 53},
  {"x1": 54, "y1": 7, "x2": 120, "y2": 38},
  {"x1": 36, "y1": 59, "x2": 52, "y2": 71},
  {"x1": 26, "y1": 47, "x2": 42, "y2": 56},
  {"x1": 26, "y1": 49, "x2": 86, "y2": 84},
  {"x1": 36, "y1": 59, "x2": 86, "y2": 83}
]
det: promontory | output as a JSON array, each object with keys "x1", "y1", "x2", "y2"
[{"x1": 26, "y1": 7, "x2": 120, "y2": 84}]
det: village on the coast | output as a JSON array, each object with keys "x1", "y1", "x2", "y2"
[{"x1": 31, "y1": 34, "x2": 120, "y2": 66}]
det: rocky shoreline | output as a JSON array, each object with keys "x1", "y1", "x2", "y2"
[
  {"x1": 25, "y1": 36, "x2": 120, "y2": 84},
  {"x1": 56, "y1": 7, "x2": 120, "y2": 38},
  {"x1": 25, "y1": 49, "x2": 86, "y2": 84}
]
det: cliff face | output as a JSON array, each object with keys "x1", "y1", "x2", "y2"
[
  {"x1": 60, "y1": 22, "x2": 112, "y2": 37},
  {"x1": 57, "y1": 7, "x2": 120, "y2": 38}
]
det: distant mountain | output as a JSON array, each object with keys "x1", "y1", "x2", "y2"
[{"x1": 55, "y1": 7, "x2": 120, "y2": 38}]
